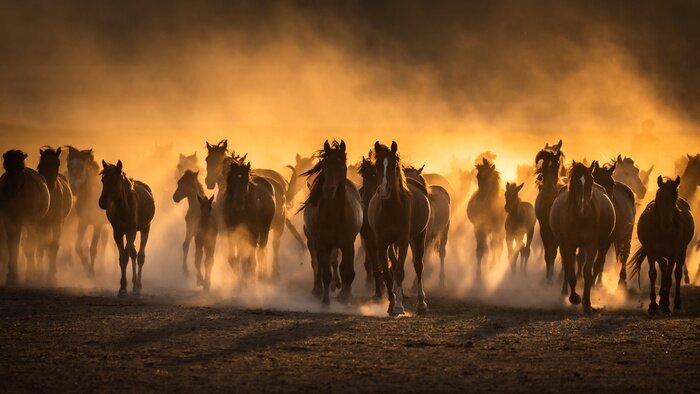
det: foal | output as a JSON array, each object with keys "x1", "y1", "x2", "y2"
[
  {"x1": 173, "y1": 170, "x2": 205, "y2": 276},
  {"x1": 504, "y1": 182, "x2": 535, "y2": 273}
]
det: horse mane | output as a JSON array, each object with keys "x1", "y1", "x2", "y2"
[
  {"x1": 373, "y1": 143, "x2": 409, "y2": 193},
  {"x1": 475, "y1": 160, "x2": 500, "y2": 195},
  {"x1": 403, "y1": 165, "x2": 430, "y2": 197},
  {"x1": 299, "y1": 140, "x2": 346, "y2": 212}
]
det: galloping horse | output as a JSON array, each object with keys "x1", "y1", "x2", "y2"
[
  {"x1": 592, "y1": 161, "x2": 636, "y2": 288},
  {"x1": 300, "y1": 140, "x2": 363, "y2": 306},
  {"x1": 358, "y1": 152, "x2": 382, "y2": 297},
  {"x1": 504, "y1": 182, "x2": 535, "y2": 273},
  {"x1": 629, "y1": 176, "x2": 694, "y2": 315},
  {"x1": 550, "y1": 162, "x2": 615, "y2": 313},
  {"x1": 67, "y1": 146, "x2": 106, "y2": 276},
  {"x1": 368, "y1": 141, "x2": 430, "y2": 315},
  {"x1": 534, "y1": 141, "x2": 564, "y2": 281},
  {"x1": 99, "y1": 160, "x2": 155, "y2": 297},
  {"x1": 194, "y1": 194, "x2": 217, "y2": 291},
  {"x1": 612, "y1": 155, "x2": 652, "y2": 201},
  {"x1": 173, "y1": 170, "x2": 205, "y2": 276},
  {"x1": 467, "y1": 158, "x2": 505, "y2": 279},
  {"x1": 37, "y1": 147, "x2": 73, "y2": 284},
  {"x1": 0, "y1": 150, "x2": 50, "y2": 285}
]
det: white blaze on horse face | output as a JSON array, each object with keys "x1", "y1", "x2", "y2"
[
  {"x1": 579, "y1": 175, "x2": 586, "y2": 214},
  {"x1": 379, "y1": 157, "x2": 389, "y2": 195}
]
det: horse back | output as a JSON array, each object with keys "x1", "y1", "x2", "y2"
[
  {"x1": 427, "y1": 185, "x2": 450, "y2": 236},
  {"x1": 408, "y1": 182, "x2": 430, "y2": 236},
  {"x1": 133, "y1": 180, "x2": 155, "y2": 229},
  {"x1": 45, "y1": 175, "x2": 73, "y2": 223},
  {"x1": 250, "y1": 176, "x2": 276, "y2": 227},
  {"x1": 253, "y1": 169, "x2": 288, "y2": 192},
  {"x1": 0, "y1": 169, "x2": 51, "y2": 222},
  {"x1": 254, "y1": 175, "x2": 284, "y2": 226},
  {"x1": 423, "y1": 173, "x2": 454, "y2": 198}
]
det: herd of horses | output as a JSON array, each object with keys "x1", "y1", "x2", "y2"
[{"x1": 1, "y1": 139, "x2": 699, "y2": 316}]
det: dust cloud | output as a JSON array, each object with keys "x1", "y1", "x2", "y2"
[{"x1": 1, "y1": 1, "x2": 698, "y2": 315}]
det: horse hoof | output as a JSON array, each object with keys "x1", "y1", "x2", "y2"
[
  {"x1": 391, "y1": 305, "x2": 405, "y2": 316},
  {"x1": 569, "y1": 293, "x2": 581, "y2": 305},
  {"x1": 673, "y1": 305, "x2": 685, "y2": 314},
  {"x1": 617, "y1": 280, "x2": 627, "y2": 291},
  {"x1": 583, "y1": 305, "x2": 597, "y2": 316},
  {"x1": 660, "y1": 306, "x2": 671, "y2": 315},
  {"x1": 311, "y1": 287, "x2": 322, "y2": 298},
  {"x1": 416, "y1": 301, "x2": 428, "y2": 315},
  {"x1": 118, "y1": 288, "x2": 128, "y2": 298},
  {"x1": 647, "y1": 304, "x2": 658, "y2": 316},
  {"x1": 337, "y1": 290, "x2": 351, "y2": 304}
]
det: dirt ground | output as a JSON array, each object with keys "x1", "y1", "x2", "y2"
[{"x1": 0, "y1": 285, "x2": 698, "y2": 393}]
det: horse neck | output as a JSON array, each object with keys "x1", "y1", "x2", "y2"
[
  {"x1": 113, "y1": 176, "x2": 134, "y2": 212},
  {"x1": 38, "y1": 166, "x2": 58, "y2": 190},
  {"x1": 679, "y1": 173, "x2": 698, "y2": 201},
  {"x1": 2, "y1": 169, "x2": 24, "y2": 196}
]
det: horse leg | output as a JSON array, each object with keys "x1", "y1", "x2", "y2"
[
  {"x1": 46, "y1": 224, "x2": 61, "y2": 286},
  {"x1": 674, "y1": 257, "x2": 685, "y2": 312},
  {"x1": 316, "y1": 243, "x2": 332, "y2": 307},
  {"x1": 522, "y1": 227, "x2": 534, "y2": 274},
  {"x1": 505, "y1": 232, "x2": 516, "y2": 273},
  {"x1": 438, "y1": 223, "x2": 449, "y2": 287},
  {"x1": 113, "y1": 231, "x2": 128, "y2": 297},
  {"x1": 682, "y1": 262, "x2": 690, "y2": 284},
  {"x1": 582, "y1": 244, "x2": 597, "y2": 314},
  {"x1": 490, "y1": 231, "x2": 505, "y2": 268},
  {"x1": 646, "y1": 256, "x2": 658, "y2": 315},
  {"x1": 575, "y1": 248, "x2": 585, "y2": 279},
  {"x1": 75, "y1": 220, "x2": 88, "y2": 273},
  {"x1": 227, "y1": 230, "x2": 239, "y2": 277},
  {"x1": 194, "y1": 240, "x2": 204, "y2": 287},
  {"x1": 390, "y1": 240, "x2": 409, "y2": 316},
  {"x1": 562, "y1": 246, "x2": 580, "y2": 304},
  {"x1": 659, "y1": 260, "x2": 673, "y2": 314},
  {"x1": 337, "y1": 242, "x2": 355, "y2": 303},
  {"x1": 307, "y1": 235, "x2": 322, "y2": 297},
  {"x1": 256, "y1": 232, "x2": 270, "y2": 281},
  {"x1": 411, "y1": 231, "x2": 428, "y2": 314},
  {"x1": 23, "y1": 227, "x2": 39, "y2": 285},
  {"x1": 181, "y1": 225, "x2": 193, "y2": 277},
  {"x1": 124, "y1": 231, "x2": 138, "y2": 295},
  {"x1": 4, "y1": 222, "x2": 21, "y2": 286},
  {"x1": 203, "y1": 245, "x2": 215, "y2": 292},
  {"x1": 329, "y1": 249, "x2": 341, "y2": 292},
  {"x1": 541, "y1": 228, "x2": 557, "y2": 282},
  {"x1": 376, "y1": 241, "x2": 395, "y2": 313},
  {"x1": 593, "y1": 242, "x2": 611, "y2": 288},
  {"x1": 474, "y1": 228, "x2": 487, "y2": 281},
  {"x1": 270, "y1": 227, "x2": 281, "y2": 280}
]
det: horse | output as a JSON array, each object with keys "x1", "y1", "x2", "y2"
[
  {"x1": 176, "y1": 152, "x2": 201, "y2": 179},
  {"x1": 194, "y1": 194, "x2": 217, "y2": 291},
  {"x1": 612, "y1": 155, "x2": 652, "y2": 201},
  {"x1": 504, "y1": 182, "x2": 535, "y2": 273},
  {"x1": 300, "y1": 140, "x2": 363, "y2": 306},
  {"x1": 204, "y1": 140, "x2": 305, "y2": 269},
  {"x1": 66, "y1": 146, "x2": 106, "y2": 276},
  {"x1": 36, "y1": 147, "x2": 73, "y2": 284},
  {"x1": 173, "y1": 170, "x2": 205, "y2": 277},
  {"x1": 404, "y1": 165, "x2": 451, "y2": 286},
  {"x1": 368, "y1": 141, "x2": 430, "y2": 315},
  {"x1": 285, "y1": 153, "x2": 316, "y2": 209},
  {"x1": 592, "y1": 160, "x2": 636, "y2": 288},
  {"x1": 467, "y1": 158, "x2": 506, "y2": 279},
  {"x1": 534, "y1": 141, "x2": 564, "y2": 282},
  {"x1": 629, "y1": 176, "x2": 694, "y2": 315},
  {"x1": 98, "y1": 160, "x2": 155, "y2": 297},
  {"x1": 222, "y1": 156, "x2": 275, "y2": 280},
  {"x1": 678, "y1": 154, "x2": 700, "y2": 283},
  {"x1": 358, "y1": 152, "x2": 383, "y2": 297},
  {"x1": 0, "y1": 150, "x2": 50, "y2": 285},
  {"x1": 549, "y1": 162, "x2": 615, "y2": 313}
]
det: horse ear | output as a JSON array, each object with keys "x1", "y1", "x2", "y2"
[
  {"x1": 116, "y1": 160, "x2": 123, "y2": 171},
  {"x1": 340, "y1": 140, "x2": 346, "y2": 152},
  {"x1": 209, "y1": 195, "x2": 215, "y2": 204},
  {"x1": 391, "y1": 141, "x2": 398, "y2": 154},
  {"x1": 687, "y1": 154, "x2": 693, "y2": 160},
  {"x1": 179, "y1": 153, "x2": 185, "y2": 159},
  {"x1": 246, "y1": 162, "x2": 251, "y2": 171},
  {"x1": 674, "y1": 176, "x2": 681, "y2": 187},
  {"x1": 40, "y1": 148, "x2": 45, "y2": 155},
  {"x1": 588, "y1": 162, "x2": 595, "y2": 172},
  {"x1": 206, "y1": 142, "x2": 212, "y2": 149},
  {"x1": 102, "y1": 160, "x2": 108, "y2": 169},
  {"x1": 374, "y1": 141, "x2": 381, "y2": 152},
  {"x1": 193, "y1": 171, "x2": 199, "y2": 177},
  {"x1": 418, "y1": 164, "x2": 424, "y2": 174},
  {"x1": 517, "y1": 183, "x2": 524, "y2": 191},
  {"x1": 296, "y1": 153, "x2": 301, "y2": 163},
  {"x1": 222, "y1": 140, "x2": 228, "y2": 150},
  {"x1": 56, "y1": 147, "x2": 61, "y2": 156},
  {"x1": 617, "y1": 154, "x2": 622, "y2": 163},
  {"x1": 592, "y1": 160, "x2": 599, "y2": 170},
  {"x1": 324, "y1": 140, "x2": 331, "y2": 153},
  {"x1": 197, "y1": 195, "x2": 205, "y2": 205},
  {"x1": 609, "y1": 161, "x2": 617, "y2": 172},
  {"x1": 657, "y1": 175, "x2": 663, "y2": 187},
  {"x1": 22, "y1": 152, "x2": 28, "y2": 160},
  {"x1": 192, "y1": 152, "x2": 197, "y2": 158},
  {"x1": 306, "y1": 181, "x2": 312, "y2": 190},
  {"x1": 556, "y1": 139, "x2": 562, "y2": 149},
  {"x1": 482, "y1": 157, "x2": 489, "y2": 166},
  {"x1": 241, "y1": 153, "x2": 248, "y2": 162}
]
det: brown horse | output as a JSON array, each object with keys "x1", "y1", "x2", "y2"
[
  {"x1": 176, "y1": 152, "x2": 201, "y2": 179},
  {"x1": 368, "y1": 141, "x2": 430, "y2": 315},
  {"x1": 67, "y1": 146, "x2": 106, "y2": 276},
  {"x1": 629, "y1": 176, "x2": 694, "y2": 315},
  {"x1": 301, "y1": 140, "x2": 363, "y2": 306},
  {"x1": 194, "y1": 194, "x2": 217, "y2": 291},
  {"x1": 173, "y1": 170, "x2": 205, "y2": 277},
  {"x1": 612, "y1": 155, "x2": 652, "y2": 201},
  {"x1": 504, "y1": 182, "x2": 535, "y2": 273},
  {"x1": 358, "y1": 152, "x2": 383, "y2": 297},
  {"x1": 37, "y1": 147, "x2": 73, "y2": 284},
  {"x1": 467, "y1": 158, "x2": 506, "y2": 279},
  {"x1": 99, "y1": 160, "x2": 155, "y2": 297},
  {"x1": 404, "y1": 165, "x2": 451, "y2": 286},
  {"x1": 534, "y1": 141, "x2": 564, "y2": 282},
  {"x1": 0, "y1": 150, "x2": 50, "y2": 285},
  {"x1": 550, "y1": 162, "x2": 615, "y2": 313}
]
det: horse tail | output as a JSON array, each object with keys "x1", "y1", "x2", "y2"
[
  {"x1": 285, "y1": 217, "x2": 306, "y2": 250},
  {"x1": 627, "y1": 244, "x2": 647, "y2": 289}
]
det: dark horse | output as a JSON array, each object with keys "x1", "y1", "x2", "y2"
[
  {"x1": 194, "y1": 194, "x2": 217, "y2": 291},
  {"x1": 67, "y1": 146, "x2": 106, "y2": 275},
  {"x1": 592, "y1": 161, "x2": 636, "y2": 288},
  {"x1": 173, "y1": 170, "x2": 205, "y2": 277},
  {"x1": 358, "y1": 152, "x2": 383, "y2": 297},
  {"x1": 550, "y1": 162, "x2": 615, "y2": 313},
  {"x1": 99, "y1": 160, "x2": 155, "y2": 297},
  {"x1": 404, "y1": 165, "x2": 451, "y2": 286},
  {"x1": 37, "y1": 147, "x2": 73, "y2": 284},
  {"x1": 467, "y1": 158, "x2": 505, "y2": 279},
  {"x1": 0, "y1": 150, "x2": 50, "y2": 285},
  {"x1": 534, "y1": 140, "x2": 564, "y2": 282},
  {"x1": 629, "y1": 176, "x2": 694, "y2": 315},
  {"x1": 504, "y1": 182, "x2": 535, "y2": 273},
  {"x1": 368, "y1": 141, "x2": 430, "y2": 315},
  {"x1": 301, "y1": 140, "x2": 363, "y2": 306},
  {"x1": 222, "y1": 156, "x2": 275, "y2": 280}
]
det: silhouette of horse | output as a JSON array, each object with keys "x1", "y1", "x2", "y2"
[
  {"x1": 678, "y1": 154, "x2": 700, "y2": 283},
  {"x1": 467, "y1": 158, "x2": 505, "y2": 279},
  {"x1": 173, "y1": 170, "x2": 205, "y2": 277},
  {"x1": 204, "y1": 140, "x2": 305, "y2": 264},
  {"x1": 534, "y1": 141, "x2": 564, "y2": 281},
  {"x1": 0, "y1": 150, "x2": 50, "y2": 285},
  {"x1": 99, "y1": 160, "x2": 155, "y2": 297},
  {"x1": 612, "y1": 155, "x2": 652, "y2": 201},
  {"x1": 404, "y1": 165, "x2": 451, "y2": 286},
  {"x1": 36, "y1": 147, "x2": 73, "y2": 284},
  {"x1": 504, "y1": 182, "x2": 535, "y2": 273},
  {"x1": 550, "y1": 162, "x2": 615, "y2": 313},
  {"x1": 176, "y1": 152, "x2": 201, "y2": 179},
  {"x1": 592, "y1": 161, "x2": 636, "y2": 288},
  {"x1": 285, "y1": 153, "x2": 316, "y2": 209},
  {"x1": 368, "y1": 141, "x2": 430, "y2": 315},
  {"x1": 629, "y1": 176, "x2": 694, "y2": 315},
  {"x1": 358, "y1": 152, "x2": 382, "y2": 297},
  {"x1": 300, "y1": 140, "x2": 362, "y2": 306},
  {"x1": 66, "y1": 146, "x2": 106, "y2": 276},
  {"x1": 194, "y1": 194, "x2": 217, "y2": 291},
  {"x1": 222, "y1": 156, "x2": 276, "y2": 280}
]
